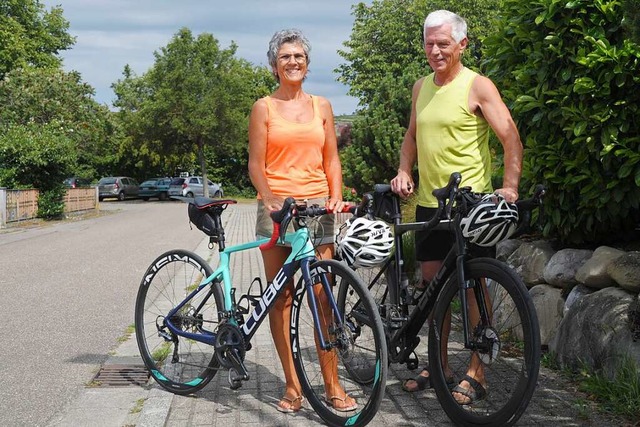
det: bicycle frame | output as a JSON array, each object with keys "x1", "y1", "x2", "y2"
[
  {"x1": 162, "y1": 223, "x2": 342, "y2": 352},
  {"x1": 364, "y1": 193, "x2": 493, "y2": 366}
]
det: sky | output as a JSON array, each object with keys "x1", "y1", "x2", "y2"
[{"x1": 40, "y1": 0, "x2": 371, "y2": 115}]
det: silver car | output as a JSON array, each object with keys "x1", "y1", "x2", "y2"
[
  {"x1": 168, "y1": 176, "x2": 223, "y2": 198},
  {"x1": 98, "y1": 176, "x2": 139, "y2": 201}
]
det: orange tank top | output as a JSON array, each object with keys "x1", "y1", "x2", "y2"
[{"x1": 262, "y1": 95, "x2": 329, "y2": 200}]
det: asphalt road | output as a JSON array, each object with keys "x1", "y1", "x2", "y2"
[{"x1": 0, "y1": 200, "x2": 207, "y2": 427}]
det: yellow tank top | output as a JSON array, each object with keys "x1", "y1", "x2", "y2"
[
  {"x1": 263, "y1": 95, "x2": 329, "y2": 200},
  {"x1": 415, "y1": 67, "x2": 492, "y2": 207}
]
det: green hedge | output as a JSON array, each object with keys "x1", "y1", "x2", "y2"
[{"x1": 484, "y1": 0, "x2": 640, "y2": 245}]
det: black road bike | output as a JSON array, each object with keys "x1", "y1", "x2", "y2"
[{"x1": 339, "y1": 172, "x2": 545, "y2": 426}]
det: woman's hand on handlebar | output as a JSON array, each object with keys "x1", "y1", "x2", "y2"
[
  {"x1": 263, "y1": 195, "x2": 285, "y2": 211},
  {"x1": 326, "y1": 197, "x2": 346, "y2": 213}
]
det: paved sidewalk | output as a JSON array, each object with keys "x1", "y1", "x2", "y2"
[{"x1": 48, "y1": 201, "x2": 618, "y2": 426}]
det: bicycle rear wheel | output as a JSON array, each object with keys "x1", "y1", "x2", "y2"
[
  {"x1": 291, "y1": 259, "x2": 387, "y2": 427},
  {"x1": 135, "y1": 249, "x2": 223, "y2": 395},
  {"x1": 428, "y1": 257, "x2": 540, "y2": 426}
]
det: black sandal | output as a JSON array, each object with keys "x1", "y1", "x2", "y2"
[
  {"x1": 451, "y1": 374, "x2": 487, "y2": 405},
  {"x1": 402, "y1": 367, "x2": 455, "y2": 392},
  {"x1": 402, "y1": 370, "x2": 431, "y2": 392}
]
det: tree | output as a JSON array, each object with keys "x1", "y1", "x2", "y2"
[
  {"x1": 336, "y1": 0, "x2": 500, "y2": 191},
  {"x1": 483, "y1": 0, "x2": 640, "y2": 245},
  {"x1": 0, "y1": 67, "x2": 120, "y2": 180},
  {"x1": 0, "y1": 0, "x2": 75, "y2": 78},
  {"x1": 113, "y1": 28, "x2": 274, "y2": 196}
]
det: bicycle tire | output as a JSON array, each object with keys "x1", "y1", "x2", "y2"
[
  {"x1": 135, "y1": 249, "x2": 224, "y2": 395},
  {"x1": 336, "y1": 260, "x2": 395, "y2": 385},
  {"x1": 428, "y1": 257, "x2": 540, "y2": 426},
  {"x1": 291, "y1": 259, "x2": 387, "y2": 427}
]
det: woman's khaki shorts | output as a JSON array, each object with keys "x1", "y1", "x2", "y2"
[{"x1": 256, "y1": 198, "x2": 336, "y2": 246}]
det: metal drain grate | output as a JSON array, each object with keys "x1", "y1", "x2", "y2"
[{"x1": 91, "y1": 364, "x2": 150, "y2": 387}]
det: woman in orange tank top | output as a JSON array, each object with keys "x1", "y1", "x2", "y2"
[{"x1": 248, "y1": 29, "x2": 354, "y2": 413}]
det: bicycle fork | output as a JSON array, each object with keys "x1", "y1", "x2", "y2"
[
  {"x1": 455, "y1": 254, "x2": 497, "y2": 359},
  {"x1": 298, "y1": 258, "x2": 344, "y2": 351}
]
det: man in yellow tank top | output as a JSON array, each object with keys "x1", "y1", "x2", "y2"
[{"x1": 390, "y1": 10, "x2": 523, "y2": 404}]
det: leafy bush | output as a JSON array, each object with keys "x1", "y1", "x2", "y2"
[
  {"x1": 0, "y1": 123, "x2": 76, "y2": 191},
  {"x1": 37, "y1": 186, "x2": 66, "y2": 219},
  {"x1": 483, "y1": 0, "x2": 640, "y2": 245}
]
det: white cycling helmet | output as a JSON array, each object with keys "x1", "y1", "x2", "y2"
[
  {"x1": 460, "y1": 194, "x2": 519, "y2": 247},
  {"x1": 336, "y1": 217, "x2": 394, "y2": 268}
]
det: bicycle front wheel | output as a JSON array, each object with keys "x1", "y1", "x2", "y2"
[
  {"x1": 337, "y1": 260, "x2": 395, "y2": 385},
  {"x1": 428, "y1": 257, "x2": 540, "y2": 426},
  {"x1": 135, "y1": 249, "x2": 223, "y2": 395},
  {"x1": 291, "y1": 259, "x2": 387, "y2": 427}
]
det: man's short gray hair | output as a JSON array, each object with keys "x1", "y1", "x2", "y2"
[
  {"x1": 267, "y1": 28, "x2": 311, "y2": 80},
  {"x1": 423, "y1": 10, "x2": 467, "y2": 43}
]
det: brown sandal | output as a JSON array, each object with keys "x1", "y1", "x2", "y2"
[
  {"x1": 323, "y1": 394, "x2": 358, "y2": 412},
  {"x1": 276, "y1": 395, "x2": 304, "y2": 413}
]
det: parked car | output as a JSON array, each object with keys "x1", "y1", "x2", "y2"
[
  {"x1": 139, "y1": 177, "x2": 172, "y2": 201},
  {"x1": 63, "y1": 177, "x2": 92, "y2": 188},
  {"x1": 168, "y1": 176, "x2": 223, "y2": 198},
  {"x1": 98, "y1": 176, "x2": 139, "y2": 201}
]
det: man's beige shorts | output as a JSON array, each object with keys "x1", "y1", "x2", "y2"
[{"x1": 255, "y1": 198, "x2": 335, "y2": 246}]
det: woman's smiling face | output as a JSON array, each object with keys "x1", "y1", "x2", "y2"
[{"x1": 274, "y1": 42, "x2": 308, "y2": 83}]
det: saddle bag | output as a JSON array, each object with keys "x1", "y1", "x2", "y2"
[
  {"x1": 372, "y1": 191, "x2": 401, "y2": 223},
  {"x1": 188, "y1": 203, "x2": 217, "y2": 237}
]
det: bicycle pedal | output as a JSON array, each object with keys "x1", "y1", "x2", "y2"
[
  {"x1": 228, "y1": 369, "x2": 245, "y2": 390},
  {"x1": 405, "y1": 347, "x2": 420, "y2": 370}
]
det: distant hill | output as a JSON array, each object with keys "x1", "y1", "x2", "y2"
[{"x1": 335, "y1": 114, "x2": 356, "y2": 124}]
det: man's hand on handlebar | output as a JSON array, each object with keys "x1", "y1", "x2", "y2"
[
  {"x1": 494, "y1": 187, "x2": 519, "y2": 203},
  {"x1": 390, "y1": 170, "x2": 414, "y2": 199}
]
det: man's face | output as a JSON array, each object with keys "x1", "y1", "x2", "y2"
[{"x1": 424, "y1": 24, "x2": 466, "y2": 73}]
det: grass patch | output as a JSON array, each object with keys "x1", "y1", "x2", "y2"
[
  {"x1": 576, "y1": 356, "x2": 640, "y2": 421},
  {"x1": 130, "y1": 397, "x2": 146, "y2": 414},
  {"x1": 151, "y1": 342, "x2": 172, "y2": 363},
  {"x1": 117, "y1": 324, "x2": 136, "y2": 344},
  {"x1": 544, "y1": 351, "x2": 640, "y2": 423}
]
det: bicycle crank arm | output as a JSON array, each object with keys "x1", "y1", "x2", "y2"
[{"x1": 228, "y1": 348, "x2": 250, "y2": 382}]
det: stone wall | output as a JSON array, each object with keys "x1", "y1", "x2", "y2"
[{"x1": 497, "y1": 240, "x2": 640, "y2": 380}]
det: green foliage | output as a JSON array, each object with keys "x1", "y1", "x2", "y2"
[
  {"x1": 0, "y1": 0, "x2": 75, "y2": 78},
  {"x1": 337, "y1": 0, "x2": 501, "y2": 193},
  {"x1": 483, "y1": 0, "x2": 640, "y2": 244},
  {"x1": 621, "y1": 0, "x2": 640, "y2": 43},
  {"x1": 0, "y1": 66, "x2": 120, "y2": 180},
  {"x1": 37, "y1": 185, "x2": 66, "y2": 219},
  {"x1": 0, "y1": 123, "x2": 76, "y2": 191}
]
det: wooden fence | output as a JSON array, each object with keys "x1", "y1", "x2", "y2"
[
  {"x1": 0, "y1": 187, "x2": 98, "y2": 228},
  {"x1": 63, "y1": 188, "x2": 98, "y2": 213}
]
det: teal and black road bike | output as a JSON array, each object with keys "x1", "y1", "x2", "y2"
[
  {"x1": 338, "y1": 172, "x2": 545, "y2": 427},
  {"x1": 135, "y1": 197, "x2": 387, "y2": 427}
]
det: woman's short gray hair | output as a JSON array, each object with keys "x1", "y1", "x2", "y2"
[
  {"x1": 267, "y1": 28, "x2": 311, "y2": 73},
  {"x1": 423, "y1": 10, "x2": 467, "y2": 43}
]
